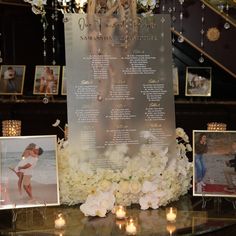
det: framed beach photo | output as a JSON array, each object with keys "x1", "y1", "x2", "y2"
[
  {"x1": 61, "y1": 66, "x2": 67, "y2": 95},
  {"x1": 193, "y1": 130, "x2": 236, "y2": 197},
  {"x1": 0, "y1": 65, "x2": 26, "y2": 95},
  {"x1": 185, "y1": 67, "x2": 212, "y2": 97},
  {"x1": 33, "y1": 65, "x2": 60, "y2": 95},
  {"x1": 173, "y1": 67, "x2": 179, "y2": 95},
  {"x1": 0, "y1": 135, "x2": 60, "y2": 210}
]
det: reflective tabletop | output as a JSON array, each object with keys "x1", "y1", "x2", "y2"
[{"x1": 1, "y1": 195, "x2": 236, "y2": 235}]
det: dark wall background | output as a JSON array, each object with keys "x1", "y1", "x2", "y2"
[{"x1": 0, "y1": 2, "x2": 236, "y2": 142}]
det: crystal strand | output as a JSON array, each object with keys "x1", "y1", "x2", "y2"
[
  {"x1": 42, "y1": 17, "x2": 48, "y2": 103},
  {"x1": 199, "y1": 3, "x2": 205, "y2": 63},
  {"x1": 124, "y1": 7, "x2": 129, "y2": 49},
  {"x1": 162, "y1": 0, "x2": 166, "y2": 13},
  {"x1": 160, "y1": 17, "x2": 165, "y2": 54},
  {"x1": 42, "y1": 21, "x2": 47, "y2": 64},
  {"x1": 52, "y1": 0, "x2": 57, "y2": 65},
  {"x1": 224, "y1": 0, "x2": 230, "y2": 30},
  {"x1": 54, "y1": 0, "x2": 58, "y2": 21},
  {"x1": 171, "y1": 0, "x2": 176, "y2": 53},
  {"x1": 177, "y1": 0, "x2": 184, "y2": 43},
  {"x1": 68, "y1": 0, "x2": 72, "y2": 12},
  {"x1": 0, "y1": 32, "x2": 3, "y2": 63}
]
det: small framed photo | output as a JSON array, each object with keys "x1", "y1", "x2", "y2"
[
  {"x1": 193, "y1": 130, "x2": 236, "y2": 197},
  {"x1": 61, "y1": 66, "x2": 67, "y2": 95},
  {"x1": 185, "y1": 67, "x2": 212, "y2": 97},
  {"x1": 0, "y1": 65, "x2": 26, "y2": 95},
  {"x1": 0, "y1": 135, "x2": 60, "y2": 210},
  {"x1": 33, "y1": 65, "x2": 60, "y2": 95},
  {"x1": 173, "y1": 67, "x2": 179, "y2": 95}
]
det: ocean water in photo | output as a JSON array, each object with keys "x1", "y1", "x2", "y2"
[{"x1": 0, "y1": 150, "x2": 57, "y2": 185}]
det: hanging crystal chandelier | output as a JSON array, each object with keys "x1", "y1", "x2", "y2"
[
  {"x1": 24, "y1": 0, "x2": 161, "y2": 15},
  {"x1": 23, "y1": 0, "x2": 88, "y2": 14}
]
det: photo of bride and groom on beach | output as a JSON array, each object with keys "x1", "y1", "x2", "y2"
[{"x1": 0, "y1": 135, "x2": 59, "y2": 210}]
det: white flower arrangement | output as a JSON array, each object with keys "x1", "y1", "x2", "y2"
[{"x1": 57, "y1": 127, "x2": 193, "y2": 217}]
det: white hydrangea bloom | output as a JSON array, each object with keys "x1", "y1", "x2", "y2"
[
  {"x1": 139, "y1": 191, "x2": 160, "y2": 210},
  {"x1": 80, "y1": 190, "x2": 115, "y2": 217},
  {"x1": 141, "y1": 180, "x2": 157, "y2": 193}
]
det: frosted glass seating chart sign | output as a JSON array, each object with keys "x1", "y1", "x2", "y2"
[{"x1": 64, "y1": 14, "x2": 176, "y2": 168}]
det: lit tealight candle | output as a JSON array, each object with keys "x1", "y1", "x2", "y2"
[
  {"x1": 55, "y1": 213, "x2": 66, "y2": 229},
  {"x1": 166, "y1": 207, "x2": 177, "y2": 222},
  {"x1": 126, "y1": 218, "x2": 137, "y2": 235},
  {"x1": 116, "y1": 206, "x2": 126, "y2": 219}
]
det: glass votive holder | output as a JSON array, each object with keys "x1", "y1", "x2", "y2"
[
  {"x1": 2, "y1": 120, "x2": 21, "y2": 136},
  {"x1": 207, "y1": 122, "x2": 227, "y2": 131},
  {"x1": 125, "y1": 217, "x2": 138, "y2": 235},
  {"x1": 54, "y1": 213, "x2": 66, "y2": 229},
  {"x1": 115, "y1": 205, "x2": 126, "y2": 220},
  {"x1": 166, "y1": 207, "x2": 177, "y2": 223}
]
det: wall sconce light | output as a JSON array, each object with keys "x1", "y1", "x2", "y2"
[{"x1": 2, "y1": 120, "x2": 22, "y2": 136}]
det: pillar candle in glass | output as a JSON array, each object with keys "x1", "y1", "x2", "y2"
[
  {"x1": 166, "y1": 207, "x2": 177, "y2": 222},
  {"x1": 2, "y1": 120, "x2": 21, "y2": 136},
  {"x1": 55, "y1": 213, "x2": 66, "y2": 229},
  {"x1": 115, "y1": 205, "x2": 126, "y2": 219}
]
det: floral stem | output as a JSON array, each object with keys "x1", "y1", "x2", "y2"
[{"x1": 58, "y1": 125, "x2": 65, "y2": 133}]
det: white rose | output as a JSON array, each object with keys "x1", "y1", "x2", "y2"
[
  {"x1": 129, "y1": 180, "x2": 142, "y2": 194},
  {"x1": 99, "y1": 180, "x2": 112, "y2": 192},
  {"x1": 186, "y1": 144, "x2": 192, "y2": 152},
  {"x1": 176, "y1": 127, "x2": 185, "y2": 138},
  {"x1": 142, "y1": 180, "x2": 157, "y2": 193},
  {"x1": 119, "y1": 181, "x2": 130, "y2": 194},
  {"x1": 183, "y1": 134, "x2": 189, "y2": 142},
  {"x1": 115, "y1": 191, "x2": 123, "y2": 200}
]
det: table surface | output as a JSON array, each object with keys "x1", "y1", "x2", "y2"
[{"x1": 0, "y1": 195, "x2": 236, "y2": 235}]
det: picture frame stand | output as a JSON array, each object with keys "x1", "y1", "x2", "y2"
[
  {"x1": 201, "y1": 196, "x2": 236, "y2": 211},
  {"x1": 11, "y1": 207, "x2": 17, "y2": 224},
  {"x1": 9, "y1": 204, "x2": 17, "y2": 231},
  {"x1": 12, "y1": 202, "x2": 48, "y2": 227},
  {"x1": 201, "y1": 196, "x2": 213, "y2": 209},
  {"x1": 10, "y1": 95, "x2": 18, "y2": 102},
  {"x1": 213, "y1": 197, "x2": 222, "y2": 212},
  {"x1": 201, "y1": 196, "x2": 222, "y2": 211},
  {"x1": 224, "y1": 198, "x2": 236, "y2": 210}
]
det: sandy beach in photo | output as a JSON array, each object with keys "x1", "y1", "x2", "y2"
[{"x1": 0, "y1": 179, "x2": 59, "y2": 209}]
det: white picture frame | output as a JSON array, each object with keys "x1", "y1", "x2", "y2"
[
  {"x1": 0, "y1": 135, "x2": 60, "y2": 210},
  {"x1": 193, "y1": 130, "x2": 236, "y2": 197}
]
